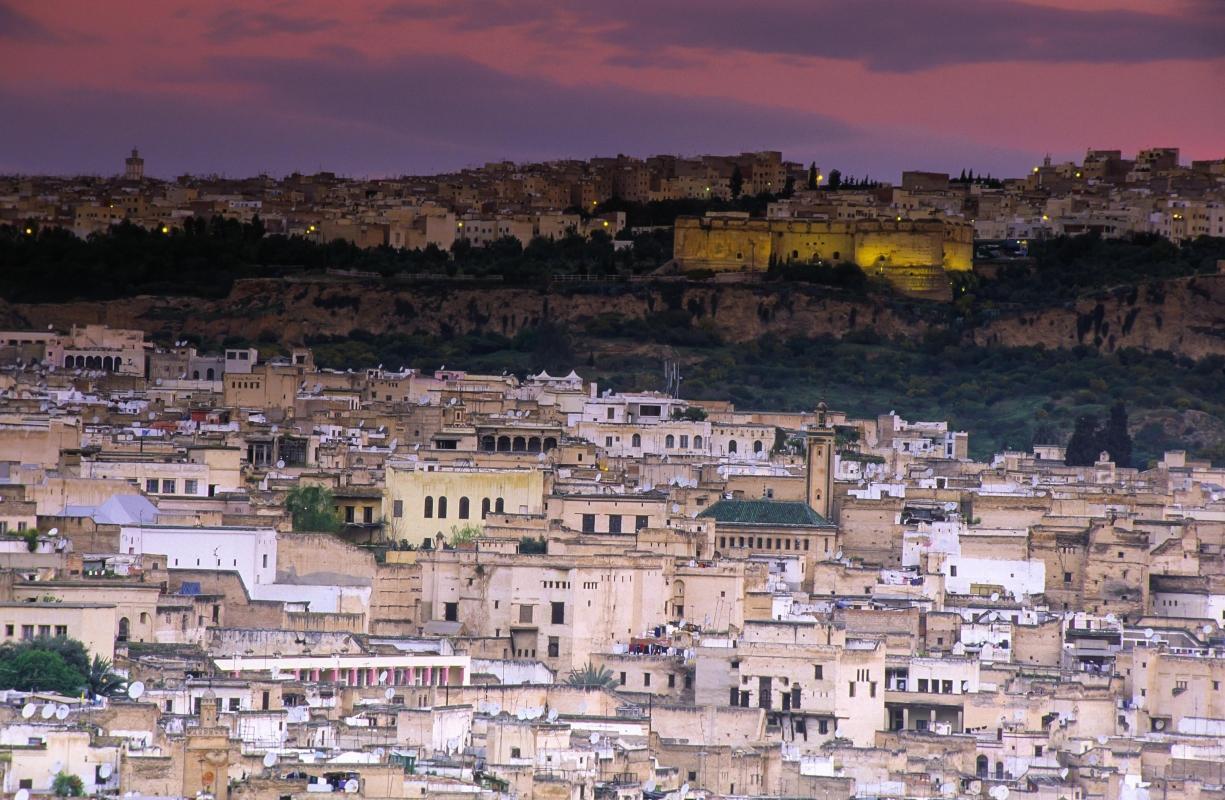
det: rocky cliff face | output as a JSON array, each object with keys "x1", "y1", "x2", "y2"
[{"x1": 6, "y1": 273, "x2": 1225, "y2": 357}]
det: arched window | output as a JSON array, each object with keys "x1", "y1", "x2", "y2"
[
  {"x1": 459, "y1": 497, "x2": 470, "y2": 519},
  {"x1": 665, "y1": 434, "x2": 675, "y2": 448},
  {"x1": 632, "y1": 433, "x2": 641, "y2": 448},
  {"x1": 438, "y1": 496, "x2": 448, "y2": 518},
  {"x1": 728, "y1": 439, "x2": 738, "y2": 454},
  {"x1": 528, "y1": 437, "x2": 541, "y2": 453},
  {"x1": 495, "y1": 497, "x2": 505, "y2": 513},
  {"x1": 513, "y1": 436, "x2": 526, "y2": 451},
  {"x1": 976, "y1": 756, "x2": 988, "y2": 778},
  {"x1": 424, "y1": 496, "x2": 434, "y2": 518},
  {"x1": 206, "y1": 368, "x2": 215, "y2": 380},
  {"x1": 481, "y1": 498, "x2": 491, "y2": 519},
  {"x1": 694, "y1": 435, "x2": 703, "y2": 449},
  {"x1": 481, "y1": 435, "x2": 495, "y2": 451},
  {"x1": 497, "y1": 436, "x2": 511, "y2": 452},
  {"x1": 117, "y1": 617, "x2": 130, "y2": 642},
  {"x1": 543, "y1": 437, "x2": 557, "y2": 451},
  {"x1": 753, "y1": 439, "x2": 764, "y2": 454}
]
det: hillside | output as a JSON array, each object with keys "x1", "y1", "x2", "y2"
[{"x1": 3, "y1": 221, "x2": 1225, "y2": 466}]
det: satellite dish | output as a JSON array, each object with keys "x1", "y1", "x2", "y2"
[
  {"x1": 1060, "y1": 768, "x2": 1069, "y2": 779},
  {"x1": 55, "y1": 705, "x2": 69, "y2": 720},
  {"x1": 41, "y1": 704, "x2": 55, "y2": 719},
  {"x1": 1097, "y1": 735, "x2": 1109, "y2": 745},
  {"x1": 48, "y1": 527, "x2": 58, "y2": 536},
  {"x1": 680, "y1": 784, "x2": 690, "y2": 796},
  {"x1": 276, "y1": 460, "x2": 286, "y2": 469},
  {"x1": 384, "y1": 688, "x2": 395, "y2": 701},
  {"x1": 99, "y1": 764, "x2": 114, "y2": 779},
  {"x1": 1204, "y1": 624, "x2": 1215, "y2": 635},
  {"x1": 15, "y1": 790, "x2": 29, "y2": 800},
  {"x1": 263, "y1": 753, "x2": 278, "y2": 768},
  {"x1": 644, "y1": 780, "x2": 657, "y2": 792},
  {"x1": 1144, "y1": 628, "x2": 1155, "y2": 639},
  {"x1": 990, "y1": 593, "x2": 1000, "y2": 602},
  {"x1": 516, "y1": 710, "x2": 528, "y2": 721},
  {"x1": 834, "y1": 726, "x2": 844, "y2": 738},
  {"x1": 21, "y1": 703, "x2": 35, "y2": 719},
  {"x1": 374, "y1": 747, "x2": 385, "y2": 759},
  {"x1": 834, "y1": 550, "x2": 843, "y2": 560},
  {"x1": 589, "y1": 732, "x2": 599, "y2": 745},
  {"x1": 378, "y1": 670, "x2": 388, "y2": 684},
  {"x1": 128, "y1": 681, "x2": 146, "y2": 700},
  {"x1": 344, "y1": 779, "x2": 359, "y2": 793},
  {"x1": 547, "y1": 709, "x2": 559, "y2": 722}
]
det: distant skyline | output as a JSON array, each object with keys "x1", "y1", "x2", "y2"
[{"x1": 1, "y1": 0, "x2": 1223, "y2": 180}]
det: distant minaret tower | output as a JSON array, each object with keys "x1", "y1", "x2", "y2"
[
  {"x1": 805, "y1": 401, "x2": 835, "y2": 519},
  {"x1": 124, "y1": 148, "x2": 144, "y2": 181}
]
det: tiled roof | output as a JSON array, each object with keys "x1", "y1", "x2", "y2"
[{"x1": 697, "y1": 499, "x2": 835, "y2": 528}]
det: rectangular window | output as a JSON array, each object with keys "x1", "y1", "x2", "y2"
[
  {"x1": 608, "y1": 515, "x2": 622, "y2": 534},
  {"x1": 581, "y1": 514, "x2": 596, "y2": 533},
  {"x1": 185, "y1": 479, "x2": 199, "y2": 495},
  {"x1": 345, "y1": 506, "x2": 355, "y2": 523},
  {"x1": 38, "y1": 625, "x2": 50, "y2": 637},
  {"x1": 364, "y1": 507, "x2": 373, "y2": 524},
  {"x1": 161, "y1": 479, "x2": 176, "y2": 494},
  {"x1": 848, "y1": 682, "x2": 855, "y2": 698},
  {"x1": 551, "y1": 602, "x2": 565, "y2": 625},
  {"x1": 669, "y1": 673, "x2": 676, "y2": 688},
  {"x1": 1064, "y1": 571, "x2": 1073, "y2": 583},
  {"x1": 643, "y1": 672, "x2": 651, "y2": 687},
  {"x1": 942, "y1": 680, "x2": 953, "y2": 694},
  {"x1": 519, "y1": 605, "x2": 533, "y2": 624},
  {"x1": 818, "y1": 719, "x2": 829, "y2": 734},
  {"x1": 228, "y1": 698, "x2": 241, "y2": 711},
  {"x1": 918, "y1": 678, "x2": 929, "y2": 693},
  {"x1": 949, "y1": 565, "x2": 957, "y2": 577},
  {"x1": 3, "y1": 624, "x2": 12, "y2": 637},
  {"x1": 620, "y1": 672, "x2": 626, "y2": 686},
  {"x1": 814, "y1": 664, "x2": 823, "y2": 680},
  {"x1": 145, "y1": 478, "x2": 158, "y2": 493},
  {"x1": 393, "y1": 500, "x2": 403, "y2": 518},
  {"x1": 444, "y1": 602, "x2": 458, "y2": 622},
  {"x1": 636, "y1": 515, "x2": 649, "y2": 530},
  {"x1": 54, "y1": 625, "x2": 67, "y2": 637},
  {"x1": 548, "y1": 637, "x2": 559, "y2": 658},
  {"x1": 21, "y1": 625, "x2": 33, "y2": 640}
]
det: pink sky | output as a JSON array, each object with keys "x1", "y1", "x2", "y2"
[{"x1": 1, "y1": 0, "x2": 1222, "y2": 179}]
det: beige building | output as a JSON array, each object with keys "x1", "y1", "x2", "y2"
[
  {"x1": 0, "y1": 601, "x2": 116, "y2": 661},
  {"x1": 383, "y1": 462, "x2": 546, "y2": 543}
]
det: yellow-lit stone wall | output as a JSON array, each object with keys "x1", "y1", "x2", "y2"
[{"x1": 673, "y1": 216, "x2": 973, "y2": 297}]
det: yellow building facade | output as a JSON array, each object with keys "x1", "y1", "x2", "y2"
[{"x1": 383, "y1": 463, "x2": 546, "y2": 543}]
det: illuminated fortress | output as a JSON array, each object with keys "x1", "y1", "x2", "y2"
[{"x1": 673, "y1": 215, "x2": 974, "y2": 298}]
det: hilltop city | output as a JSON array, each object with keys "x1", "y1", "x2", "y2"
[{"x1": 0, "y1": 146, "x2": 1223, "y2": 800}]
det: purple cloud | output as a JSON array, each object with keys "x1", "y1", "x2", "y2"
[{"x1": 379, "y1": 0, "x2": 1225, "y2": 72}]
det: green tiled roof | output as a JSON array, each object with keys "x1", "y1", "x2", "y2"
[{"x1": 697, "y1": 499, "x2": 835, "y2": 528}]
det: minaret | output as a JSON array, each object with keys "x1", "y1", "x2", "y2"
[
  {"x1": 806, "y1": 402, "x2": 835, "y2": 519},
  {"x1": 124, "y1": 148, "x2": 144, "y2": 181}
]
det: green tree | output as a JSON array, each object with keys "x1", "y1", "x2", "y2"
[
  {"x1": 23, "y1": 529, "x2": 39, "y2": 552},
  {"x1": 0, "y1": 650, "x2": 85, "y2": 695},
  {"x1": 729, "y1": 165, "x2": 744, "y2": 199},
  {"x1": 448, "y1": 524, "x2": 482, "y2": 547},
  {"x1": 285, "y1": 485, "x2": 341, "y2": 532},
  {"x1": 1065, "y1": 414, "x2": 1102, "y2": 467},
  {"x1": 806, "y1": 162, "x2": 818, "y2": 190},
  {"x1": 85, "y1": 656, "x2": 128, "y2": 699},
  {"x1": 1102, "y1": 402, "x2": 1133, "y2": 468},
  {"x1": 827, "y1": 169, "x2": 842, "y2": 190},
  {"x1": 564, "y1": 662, "x2": 618, "y2": 689},
  {"x1": 52, "y1": 773, "x2": 84, "y2": 797}
]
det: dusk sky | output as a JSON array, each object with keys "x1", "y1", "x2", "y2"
[{"x1": 2, "y1": 0, "x2": 1223, "y2": 181}]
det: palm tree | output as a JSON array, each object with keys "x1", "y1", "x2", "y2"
[
  {"x1": 85, "y1": 656, "x2": 127, "y2": 699},
  {"x1": 564, "y1": 662, "x2": 618, "y2": 689}
]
